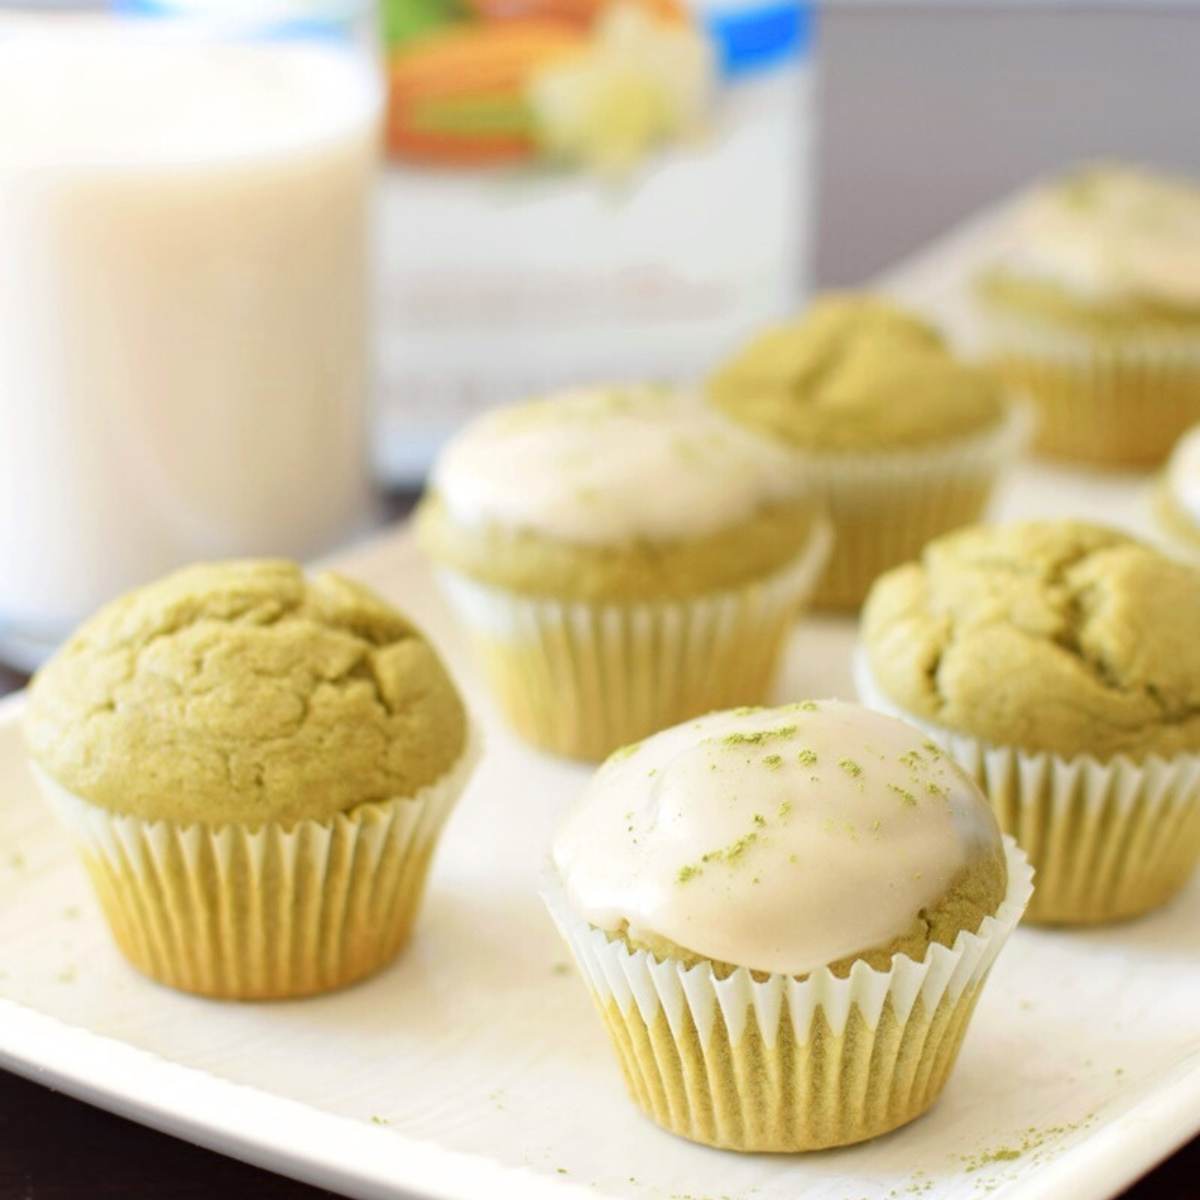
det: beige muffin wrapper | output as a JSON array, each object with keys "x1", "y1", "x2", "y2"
[
  {"x1": 31, "y1": 735, "x2": 480, "y2": 1000},
  {"x1": 792, "y1": 405, "x2": 1030, "y2": 611},
  {"x1": 977, "y1": 305, "x2": 1200, "y2": 467},
  {"x1": 542, "y1": 838, "x2": 1032, "y2": 1153},
  {"x1": 854, "y1": 653, "x2": 1200, "y2": 925},
  {"x1": 435, "y1": 520, "x2": 832, "y2": 762}
]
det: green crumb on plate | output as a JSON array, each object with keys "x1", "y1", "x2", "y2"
[{"x1": 965, "y1": 1148, "x2": 1021, "y2": 1172}]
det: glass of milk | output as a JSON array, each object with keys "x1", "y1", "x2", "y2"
[{"x1": 0, "y1": 16, "x2": 380, "y2": 668}]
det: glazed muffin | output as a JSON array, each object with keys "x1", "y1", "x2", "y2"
[
  {"x1": 1153, "y1": 424, "x2": 1200, "y2": 557},
  {"x1": 976, "y1": 163, "x2": 1200, "y2": 466},
  {"x1": 544, "y1": 701, "x2": 1031, "y2": 1152},
  {"x1": 24, "y1": 560, "x2": 477, "y2": 999},
  {"x1": 858, "y1": 520, "x2": 1200, "y2": 924},
  {"x1": 709, "y1": 294, "x2": 1026, "y2": 609},
  {"x1": 417, "y1": 384, "x2": 830, "y2": 760}
]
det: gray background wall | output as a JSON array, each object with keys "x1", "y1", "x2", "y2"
[{"x1": 816, "y1": 3, "x2": 1200, "y2": 284}]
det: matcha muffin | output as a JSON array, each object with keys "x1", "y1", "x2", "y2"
[
  {"x1": 858, "y1": 520, "x2": 1200, "y2": 924},
  {"x1": 417, "y1": 384, "x2": 830, "y2": 760},
  {"x1": 709, "y1": 294, "x2": 1026, "y2": 609},
  {"x1": 543, "y1": 701, "x2": 1031, "y2": 1152},
  {"x1": 24, "y1": 560, "x2": 477, "y2": 999},
  {"x1": 976, "y1": 163, "x2": 1200, "y2": 466}
]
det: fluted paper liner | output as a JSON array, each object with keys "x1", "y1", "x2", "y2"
[
  {"x1": 31, "y1": 736, "x2": 479, "y2": 999},
  {"x1": 436, "y1": 521, "x2": 832, "y2": 762},
  {"x1": 978, "y1": 303, "x2": 1200, "y2": 467},
  {"x1": 791, "y1": 405, "x2": 1030, "y2": 610},
  {"x1": 855, "y1": 652, "x2": 1200, "y2": 925},
  {"x1": 542, "y1": 838, "x2": 1031, "y2": 1153}
]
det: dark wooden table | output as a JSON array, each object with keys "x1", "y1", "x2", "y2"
[{"x1": 1, "y1": 669, "x2": 1196, "y2": 1199}]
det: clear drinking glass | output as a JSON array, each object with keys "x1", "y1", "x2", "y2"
[{"x1": 0, "y1": 7, "x2": 381, "y2": 668}]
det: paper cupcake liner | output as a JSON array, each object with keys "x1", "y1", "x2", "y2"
[
  {"x1": 854, "y1": 652, "x2": 1200, "y2": 925},
  {"x1": 31, "y1": 736, "x2": 479, "y2": 999},
  {"x1": 977, "y1": 305, "x2": 1200, "y2": 467},
  {"x1": 435, "y1": 520, "x2": 832, "y2": 762},
  {"x1": 541, "y1": 838, "x2": 1032, "y2": 1153},
  {"x1": 792, "y1": 405, "x2": 1030, "y2": 611}
]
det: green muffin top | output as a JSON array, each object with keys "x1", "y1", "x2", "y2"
[
  {"x1": 24, "y1": 561, "x2": 468, "y2": 826},
  {"x1": 708, "y1": 294, "x2": 1006, "y2": 451},
  {"x1": 861, "y1": 520, "x2": 1200, "y2": 761}
]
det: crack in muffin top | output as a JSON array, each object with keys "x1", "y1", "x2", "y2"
[
  {"x1": 861, "y1": 520, "x2": 1200, "y2": 760},
  {"x1": 24, "y1": 560, "x2": 468, "y2": 825}
]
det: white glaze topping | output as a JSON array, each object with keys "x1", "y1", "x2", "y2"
[
  {"x1": 432, "y1": 385, "x2": 801, "y2": 545},
  {"x1": 1001, "y1": 165, "x2": 1200, "y2": 307},
  {"x1": 552, "y1": 701, "x2": 1003, "y2": 976},
  {"x1": 1167, "y1": 425, "x2": 1200, "y2": 527}
]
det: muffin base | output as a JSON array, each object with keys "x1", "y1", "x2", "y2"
[
  {"x1": 543, "y1": 838, "x2": 1032, "y2": 1152},
  {"x1": 855, "y1": 653, "x2": 1200, "y2": 925},
  {"x1": 435, "y1": 521, "x2": 831, "y2": 762},
  {"x1": 797, "y1": 406, "x2": 1029, "y2": 611},
  {"x1": 978, "y1": 305, "x2": 1200, "y2": 467},
  {"x1": 32, "y1": 737, "x2": 478, "y2": 1000}
]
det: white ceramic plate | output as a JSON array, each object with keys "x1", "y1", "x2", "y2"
[{"x1": 1, "y1": 205, "x2": 1198, "y2": 1200}]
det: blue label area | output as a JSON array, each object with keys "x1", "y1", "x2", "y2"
[
  {"x1": 123, "y1": 0, "x2": 810, "y2": 70},
  {"x1": 706, "y1": 0, "x2": 813, "y2": 80},
  {"x1": 114, "y1": 2, "x2": 354, "y2": 40}
]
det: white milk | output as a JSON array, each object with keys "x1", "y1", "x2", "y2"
[{"x1": 0, "y1": 23, "x2": 379, "y2": 666}]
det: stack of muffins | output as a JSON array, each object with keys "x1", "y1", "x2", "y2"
[{"x1": 18, "y1": 158, "x2": 1200, "y2": 1162}]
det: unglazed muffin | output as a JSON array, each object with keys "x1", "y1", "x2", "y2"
[
  {"x1": 417, "y1": 384, "x2": 830, "y2": 760},
  {"x1": 976, "y1": 163, "x2": 1200, "y2": 466},
  {"x1": 709, "y1": 294, "x2": 1026, "y2": 609},
  {"x1": 544, "y1": 701, "x2": 1031, "y2": 1152},
  {"x1": 24, "y1": 560, "x2": 477, "y2": 999},
  {"x1": 858, "y1": 520, "x2": 1200, "y2": 924}
]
